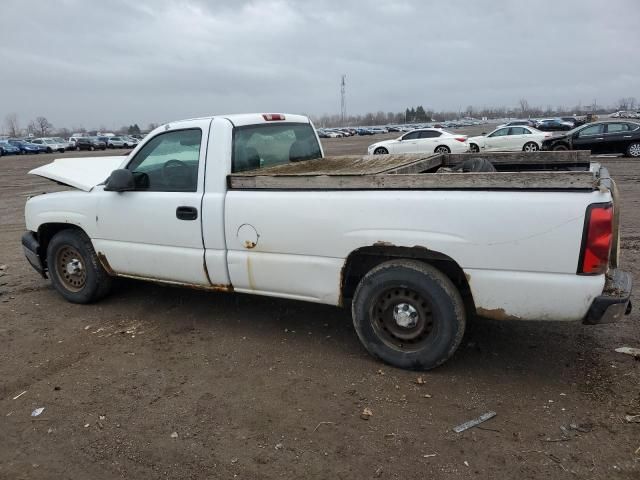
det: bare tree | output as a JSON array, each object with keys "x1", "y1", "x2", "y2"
[
  {"x1": 147, "y1": 123, "x2": 159, "y2": 131},
  {"x1": 35, "y1": 116, "x2": 53, "y2": 136},
  {"x1": 27, "y1": 120, "x2": 37, "y2": 136},
  {"x1": 4, "y1": 113, "x2": 20, "y2": 137},
  {"x1": 518, "y1": 98, "x2": 529, "y2": 117}
]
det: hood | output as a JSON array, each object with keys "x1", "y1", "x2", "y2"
[{"x1": 29, "y1": 155, "x2": 127, "y2": 191}]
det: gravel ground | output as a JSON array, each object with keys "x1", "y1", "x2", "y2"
[{"x1": 0, "y1": 132, "x2": 638, "y2": 479}]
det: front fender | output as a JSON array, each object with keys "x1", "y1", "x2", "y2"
[{"x1": 25, "y1": 190, "x2": 98, "y2": 237}]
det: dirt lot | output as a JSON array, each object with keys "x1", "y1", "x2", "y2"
[{"x1": 1, "y1": 133, "x2": 639, "y2": 479}]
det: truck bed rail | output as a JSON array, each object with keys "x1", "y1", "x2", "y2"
[{"x1": 228, "y1": 151, "x2": 597, "y2": 191}]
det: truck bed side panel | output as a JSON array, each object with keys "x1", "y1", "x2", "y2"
[{"x1": 224, "y1": 189, "x2": 611, "y2": 320}]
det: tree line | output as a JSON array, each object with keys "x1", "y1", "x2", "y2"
[
  {"x1": 1, "y1": 113, "x2": 158, "y2": 138},
  {"x1": 3, "y1": 96, "x2": 638, "y2": 134},
  {"x1": 312, "y1": 97, "x2": 638, "y2": 127}
]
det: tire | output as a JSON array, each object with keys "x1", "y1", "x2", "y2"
[
  {"x1": 434, "y1": 145, "x2": 451, "y2": 154},
  {"x1": 46, "y1": 147, "x2": 53, "y2": 153},
  {"x1": 469, "y1": 143, "x2": 480, "y2": 153},
  {"x1": 522, "y1": 142, "x2": 538, "y2": 152},
  {"x1": 89, "y1": 146, "x2": 95, "y2": 151},
  {"x1": 627, "y1": 142, "x2": 640, "y2": 158},
  {"x1": 373, "y1": 147, "x2": 388, "y2": 155},
  {"x1": 553, "y1": 144, "x2": 569, "y2": 151},
  {"x1": 46, "y1": 229, "x2": 112, "y2": 304},
  {"x1": 352, "y1": 259, "x2": 466, "y2": 370},
  {"x1": 76, "y1": 147, "x2": 80, "y2": 151}
]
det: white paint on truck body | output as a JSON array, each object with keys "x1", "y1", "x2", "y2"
[{"x1": 25, "y1": 113, "x2": 612, "y2": 322}]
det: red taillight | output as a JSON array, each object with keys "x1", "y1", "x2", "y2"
[
  {"x1": 578, "y1": 204, "x2": 613, "y2": 275},
  {"x1": 455, "y1": 137, "x2": 467, "y2": 142},
  {"x1": 262, "y1": 113, "x2": 285, "y2": 121}
]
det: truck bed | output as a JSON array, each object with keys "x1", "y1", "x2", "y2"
[{"x1": 228, "y1": 151, "x2": 599, "y2": 190}]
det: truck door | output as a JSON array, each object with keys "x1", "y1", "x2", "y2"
[{"x1": 93, "y1": 120, "x2": 211, "y2": 285}]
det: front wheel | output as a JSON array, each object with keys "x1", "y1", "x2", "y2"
[
  {"x1": 434, "y1": 145, "x2": 451, "y2": 154},
  {"x1": 553, "y1": 144, "x2": 569, "y2": 151},
  {"x1": 523, "y1": 142, "x2": 538, "y2": 152},
  {"x1": 373, "y1": 147, "x2": 388, "y2": 155},
  {"x1": 46, "y1": 229, "x2": 112, "y2": 304},
  {"x1": 352, "y1": 259, "x2": 466, "y2": 370},
  {"x1": 469, "y1": 143, "x2": 480, "y2": 153},
  {"x1": 627, "y1": 142, "x2": 640, "y2": 158}
]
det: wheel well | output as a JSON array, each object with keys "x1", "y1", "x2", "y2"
[
  {"x1": 341, "y1": 246, "x2": 475, "y2": 312},
  {"x1": 434, "y1": 145, "x2": 450, "y2": 152},
  {"x1": 37, "y1": 223, "x2": 84, "y2": 268}
]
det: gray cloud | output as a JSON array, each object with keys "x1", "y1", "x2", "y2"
[{"x1": 0, "y1": 0, "x2": 638, "y2": 129}]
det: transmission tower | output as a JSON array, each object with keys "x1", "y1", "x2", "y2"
[{"x1": 340, "y1": 74, "x2": 347, "y2": 126}]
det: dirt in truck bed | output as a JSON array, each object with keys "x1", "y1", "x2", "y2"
[{"x1": 1, "y1": 138, "x2": 639, "y2": 479}]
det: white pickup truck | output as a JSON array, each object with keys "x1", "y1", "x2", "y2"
[{"x1": 23, "y1": 113, "x2": 632, "y2": 370}]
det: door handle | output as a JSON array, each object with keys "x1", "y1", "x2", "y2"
[{"x1": 176, "y1": 206, "x2": 198, "y2": 221}]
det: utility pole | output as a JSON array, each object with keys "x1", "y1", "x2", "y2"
[{"x1": 340, "y1": 74, "x2": 346, "y2": 126}]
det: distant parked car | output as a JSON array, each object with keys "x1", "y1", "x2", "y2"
[
  {"x1": 7, "y1": 139, "x2": 42, "y2": 154},
  {"x1": 534, "y1": 119, "x2": 573, "y2": 132},
  {"x1": 468, "y1": 126, "x2": 552, "y2": 153},
  {"x1": 30, "y1": 137, "x2": 67, "y2": 153},
  {"x1": 356, "y1": 128, "x2": 374, "y2": 135},
  {"x1": 542, "y1": 121, "x2": 640, "y2": 157},
  {"x1": 368, "y1": 128, "x2": 469, "y2": 155},
  {"x1": 497, "y1": 120, "x2": 537, "y2": 128},
  {"x1": 0, "y1": 140, "x2": 21, "y2": 156},
  {"x1": 52, "y1": 137, "x2": 75, "y2": 151},
  {"x1": 122, "y1": 136, "x2": 138, "y2": 148},
  {"x1": 76, "y1": 137, "x2": 107, "y2": 151}
]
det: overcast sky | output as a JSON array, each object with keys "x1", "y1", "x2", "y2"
[{"x1": 1, "y1": 0, "x2": 638, "y2": 129}]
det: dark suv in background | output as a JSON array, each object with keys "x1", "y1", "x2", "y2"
[{"x1": 76, "y1": 137, "x2": 107, "y2": 151}]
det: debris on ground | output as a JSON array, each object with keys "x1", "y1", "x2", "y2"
[
  {"x1": 416, "y1": 376, "x2": 426, "y2": 385},
  {"x1": 31, "y1": 407, "x2": 45, "y2": 417},
  {"x1": 374, "y1": 466, "x2": 383, "y2": 477},
  {"x1": 170, "y1": 431, "x2": 178, "y2": 439},
  {"x1": 614, "y1": 346, "x2": 640, "y2": 358},
  {"x1": 275, "y1": 442, "x2": 284, "y2": 450},
  {"x1": 453, "y1": 411, "x2": 497, "y2": 433},
  {"x1": 568, "y1": 422, "x2": 593, "y2": 433},
  {"x1": 84, "y1": 423, "x2": 90, "y2": 428},
  {"x1": 0, "y1": 265, "x2": 6, "y2": 271},
  {"x1": 361, "y1": 407, "x2": 373, "y2": 420},
  {"x1": 625, "y1": 415, "x2": 640, "y2": 423},
  {"x1": 423, "y1": 394, "x2": 432, "y2": 398},
  {"x1": 12, "y1": 391, "x2": 27, "y2": 400},
  {"x1": 423, "y1": 453, "x2": 437, "y2": 458}
]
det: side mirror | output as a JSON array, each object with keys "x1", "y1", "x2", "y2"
[{"x1": 104, "y1": 169, "x2": 134, "y2": 192}]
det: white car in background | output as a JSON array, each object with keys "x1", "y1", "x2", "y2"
[
  {"x1": 468, "y1": 126, "x2": 552, "y2": 153},
  {"x1": 368, "y1": 128, "x2": 468, "y2": 155}
]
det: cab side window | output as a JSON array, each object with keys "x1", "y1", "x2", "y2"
[{"x1": 126, "y1": 129, "x2": 202, "y2": 192}]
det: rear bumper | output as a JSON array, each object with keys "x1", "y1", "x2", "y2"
[
  {"x1": 583, "y1": 269, "x2": 632, "y2": 324},
  {"x1": 22, "y1": 231, "x2": 47, "y2": 279}
]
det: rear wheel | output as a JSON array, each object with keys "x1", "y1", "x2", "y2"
[
  {"x1": 553, "y1": 144, "x2": 568, "y2": 151},
  {"x1": 523, "y1": 142, "x2": 538, "y2": 152},
  {"x1": 46, "y1": 229, "x2": 112, "y2": 304},
  {"x1": 374, "y1": 147, "x2": 388, "y2": 155},
  {"x1": 469, "y1": 143, "x2": 480, "y2": 153},
  {"x1": 435, "y1": 145, "x2": 451, "y2": 154},
  {"x1": 627, "y1": 142, "x2": 640, "y2": 158},
  {"x1": 352, "y1": 259, "x2": 466, "y2": 370}
]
